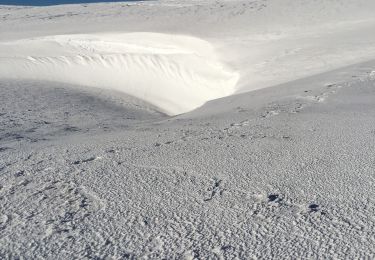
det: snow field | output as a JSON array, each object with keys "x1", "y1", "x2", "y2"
[{"x1": 0, "y1": 33, "x2": 239, "y2": 115}]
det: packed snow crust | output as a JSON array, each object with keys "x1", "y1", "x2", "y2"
[{"x1": 1, "y1": 0, "x2": 375, "y2": 259}]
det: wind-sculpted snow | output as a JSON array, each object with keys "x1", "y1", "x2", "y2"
[
  {"x1": 1, "y1": 61, "x2": 375, "y2": 259},
  {"x1": 1, "y1": 0, "x2": 375, "y2": 114},
  {"x1": 0, "y1": 33, "x2": 239, "y2": 115},
  {"x1": 2, "y1": 0, "x2": 375, "y2": 259}
]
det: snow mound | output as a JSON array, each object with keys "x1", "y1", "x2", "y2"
[{"x1": 0, "y1": 33, "x2": 239, "y2": 115}]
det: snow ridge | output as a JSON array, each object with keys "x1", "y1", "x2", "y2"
[{"x1": 0, "y1": 33, "x2": 239, "y2": 115}]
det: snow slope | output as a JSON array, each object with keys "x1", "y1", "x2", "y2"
[
  {"x1": 0, "y1": 33, "x2": 239, "y2": 115},
  {"x1": 1, "y1": 60, "x2": 375, "y2": 259},
  {"x1": 1, "y1": 0, "x2": 375, "y2": 259},
  {"x1": 1, "y1": 0, "x2": 375, "y2": 114}
]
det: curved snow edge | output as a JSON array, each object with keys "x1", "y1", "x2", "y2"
[{"x1": 0, "y1": 33, "x2": 240, "y2": 115}]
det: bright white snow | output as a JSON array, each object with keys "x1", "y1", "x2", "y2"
[
  {"x1": 1, "y1": 0, "x2": 375, "y2": 259},
  {"x1": 0, "y1": 33, "x2": 239, "y2": 114},
  {"x1": 1, "y1": 0, "x2": 375, "y2": 114}
]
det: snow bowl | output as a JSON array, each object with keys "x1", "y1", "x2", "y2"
[{"x1": 0, "y1": 33, "x2": 239, "y2": 115}]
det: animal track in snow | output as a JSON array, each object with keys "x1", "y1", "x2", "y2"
[
  {"x1": 259, "y1": 83, "x2": 344, "y2": 120},
  {"x1": 268, "y1": 194, "x2": 283, "y2": 203},
  {"x1": 204, "y1": 179, "x2": 224, "y2": 202},
  {"x1": 72, "y1": 156, "x2": 102, "y2": 165},
  {"x1": 261, "y1": 109, "x2": 281, "y2": 118},
  {"x1": 308, "y1": 204, "x2": 320, "y2": 213},
  {"x1": 260, "y1": 102, "x2": 304, "y2": 119},
  {"x1": 225, "y1": 120, "x2": 250, "y2": 131},
  {"x1": 0, "y1": 175, "x2": 104, "y2": 242},
  {"x1": 250, "y1": 193, "x2": 328, "y2": 220},
  {"x1": 14, "y1": 170, "x2": 25, "y2": 177},
  {"x1": 304, "y1": 84, "x2": 343, "y2": 103}
]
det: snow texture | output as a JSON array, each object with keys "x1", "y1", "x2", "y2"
[{"x1": 1, "y1": 0, "x2": 375, "y2": 259}]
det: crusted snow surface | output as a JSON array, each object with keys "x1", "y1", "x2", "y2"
[
  {"x1": 1, "y1": 60, "x2": 375, "y2": 259},
  {"x1": 1, "y1": 0, "x2": 375, "y2": 259}
]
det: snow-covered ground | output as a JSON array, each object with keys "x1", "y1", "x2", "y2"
[
  {"x1": 0, "y1": 33, "x2": 239, "y2": 114},
  {"x1": 1, "y1": 0, "x2": 375, "y2": 258},
  {"x1": 2, "y1": 0, "x2": 375, "y2": 114}
]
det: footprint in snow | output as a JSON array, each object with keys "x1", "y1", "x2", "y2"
[
  {"x1": 204, "y1": 179, "x2": 224, "y2": 202},
  {"x1": 15, "y1": 170, "x2": 25, "y2": 177},
  {"x1": 308, "y1": 204, "x2": 326, "y2": 215},
  {"x1": 308, "y1": 204, "x2": 320, "y2": 212},
  {"x1": 268, "y1": 194, "x2": 282, "y2": 203},
  {"x1": 73, "y1": 156, "x2": 101, "y2": 165}
]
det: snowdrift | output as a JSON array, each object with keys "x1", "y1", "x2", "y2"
[
  {"x1": 0, "y1": 33, "x2": 239, "y2": 115},
  {"x1": 1, "y1": 0, "x2": 375, "y2": 114}
]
